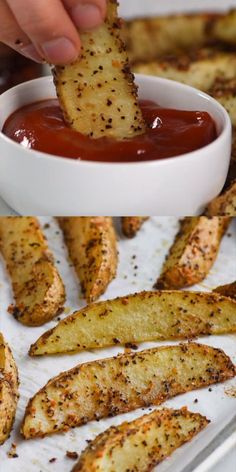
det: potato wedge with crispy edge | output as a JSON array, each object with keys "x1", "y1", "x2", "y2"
[
  {"x1": 22, "y1": 343, "x2": 235, "y2": 439},
  {"x1": 53, "y1": 0, "x2": 146, "y2": 140},
  {"x1": 123, "y1": 10, "x2": 236, "y2": 65},
  {"x1": 205, "y1": 181, "x2": 236, "y2": 216},
  {"x1": 58, "y1": 217, "x2": 118, "y2": 303},
  {"x1": 121, "y1": 217, "x2": 149, "y2": 238},
  {"x1": 0, "y1": 333, "x2": 19, "y2": 445},
  {"x1": 133, "y1": 50, "x2": 236, "y2": 93},
  {"x1": 155, "y1": 217, "x2": 230, "y2": 290},
  {"x1": 214, "y1": 281, "x2": 236, "y2": 301},
  {"x1": 73, "y1": 408, "x2": 209, "y2": 472},
  {"x1": 29, "y1": 290, "x2": 236, "y2": 356},
  {"x1": 0, "y1": 217, "x2": 65, "y2": 326}
]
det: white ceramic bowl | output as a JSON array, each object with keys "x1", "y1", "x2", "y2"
[{"x1": 0, "y1": 75, "x2": 232, "y2": 215}]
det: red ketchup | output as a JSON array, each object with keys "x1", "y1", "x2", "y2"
[{"x1": 3, "y1": 99, "x2": 217, "y2": 163}]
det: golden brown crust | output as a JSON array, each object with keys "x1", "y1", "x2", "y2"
[
  {"x1": 205, "y1": 181, "x2": 236, "y2": 216},
  {"x1": 0, "y1": 217, "x2": 65, "y2": 326},
  {"x1": 22, "y1": 343, "x2": 235, "y2": 439},
  {"x1": 121, "y1": 217, "x2": 148, "y2": 238},
  {"x1": 155, "y1": 217, "x2": 231, "y2": 290},
  {"x1": 58, "y1": 217, "x2": 118, "y2": 303},
  {"x1": 73, "y1": 408, "x2": 209, "y2": 472},
  {"x1": 0, "y1": 333, "x2": 19, "y2": 445},
  {"x1": 213, "y1": 281, "x2": 236, "y2": 300},
  {"x1": 29, "y1": 290, "x2": 236, "y2": 356},
  {"x1": 53, "y1": 0, "x2": 146, "y2": 140}
]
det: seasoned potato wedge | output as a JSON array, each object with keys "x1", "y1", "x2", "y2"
[
  {"x1": 214, "y1": 281, "x2": 236, "y2": 301},
  {"x1": 73, "y1": 408, "x2": 209, "y2": 472},
  {"x1": 124, "y1": 10, "x2": 236, "y2": 64},
  {"x1": 133, "y1": 50, "x2": 236, "y2": 93},
  {"x1": 22, "y1": 343, "x2": 235, "y2": 438},
  {"x1": 205, "y1": 181, "x2": 236, "y2": 216},
  {"x1": 155, "y1": 217, "x2": 230, "y2": 290},
  {"x1": 29, "y1": 290, "x2": 236, "y2": 356},
  {"x1": 53, "y1": 0, "x2": 146, "y2": 140},
  {"x1": 210, "y1": 78, "x2": 236, "y2": 127},
  {"x1": 0, "y1": 217, "x2": 65, "y2": 326},
  {"x1": 121, "y1": 217, "x2": 148, "y2": 238},
  {"x1": 58, "y1": 217, "x2": 118, "y2": 303},
  {"x1": 0, "y1": 333, "x2": 19, "y2": 445},
  {"x1": 123, "y1": 13, "x2": 218, "y2": 63}
]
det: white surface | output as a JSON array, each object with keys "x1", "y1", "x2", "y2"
[
  {"x1": 0, "y1": 76, "x2": 231, "y2": 216},
  {"x1": 0, "y1": 216, "x2": 235, "y2": 472}
]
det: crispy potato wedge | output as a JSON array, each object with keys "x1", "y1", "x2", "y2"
[
  {"x1": 0, "y1": 333, "x2": 19, "y2": 445},
  {"x1": 124, "y1": 10, "x2": 236, "y2": 64},
  {"x1": 210, "y1": 78, "x2": 236, "y2": 126},
  {"x1": 0, "y1": 217, "x2": 65, "y2": 326},
  {"x1": 53, "y1": 0, "x2": 146, "y2": 140},
  {"x1": 123, "y1": 13, "x2": 219, "y2": 63},
  {"x1": 133, "y1": 50, "x2": 236, "y2": 93},
  {"x1": 121, "y1": 217, "x2": 148, "y2": 238},
  {"x1": 212, "y1": 10, "x2": 236, "y2": 46},
  {"x1": 29, "y1": 290, "x2": 236, "y2": 356},
  {"x1": 214, "y1": 281, "x2": 236, "y2": 301},
  {"x1": 58, "y1": 217, "x2": 118, "y2": 303},
  {"x1": 155, "y1": 217, "x2": 230, "y2": 290},
  {"x1": 73, "y1": 408, "x2": 209, "y2": 472},
  {"x1": 22, "y1": 343, "x2": 235, "y2": 438},
  {"x1": 205, "y1": 181, "x2": 236, "y2": 216}
]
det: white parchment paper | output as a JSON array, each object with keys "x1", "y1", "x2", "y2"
[{"x1": 0, "y1": 217, "x2": 235, "y2": 472}]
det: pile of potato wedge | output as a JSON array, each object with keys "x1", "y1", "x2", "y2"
[{"x1": 0, "y1": 215, "x2": 235, "y2": 472}]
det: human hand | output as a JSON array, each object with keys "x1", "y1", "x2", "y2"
[{"x1": 0, "y1": 0, "x2": 107, "y2": 64}]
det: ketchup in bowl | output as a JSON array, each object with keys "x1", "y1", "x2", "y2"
[{"x1": 3, "y1": 99, "x2": 217, "y2": 163}]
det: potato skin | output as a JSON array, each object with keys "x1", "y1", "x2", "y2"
[
  {"x1": 73, "y1": 408, "x2": 209, "y2": 472},
  {"x1": 214, "y1": 281, "x2": 236, "y2": 300},
  {"x1": 58, "y1": 217, "x2": 118, "y2": 303},
  {"x1": 121, "y1": 217, "x2": 148, "y2": 238},
  {"x1": 0, "y1": 333, "x2": 19, "y2": 445},
  {"x1": 22, "y1": 343, "x2": 235, "y2": 439},
  {"x1": 205, "y1": 181, "x2": 236, "y2": 216},
  {"x1": 0, "y1": 217, "x2": 65, "y2": 326},
  {"x1": 155, "y1": 217, "x2": 231, "y2": 290}
]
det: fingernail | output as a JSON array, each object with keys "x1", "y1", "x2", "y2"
[
  {"x1": 41, "y1": 37, "x2": 78, "y2": 64},
  {"x1": 21, "y1": 44, "x2": 44, "y2": 63},
  {"x1": 71, "y1": 3, "x2": 103, "y2": 30}
]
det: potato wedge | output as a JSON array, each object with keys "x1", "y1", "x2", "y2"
[
  {"x1": 214, "y1": 281, "x2": 236, "y2": 301},
  {"x1": 210, "y1": 78, "x2": 236, "y2": 127},
  {"x1": 0, "y1": 333, "x2": 19, "y2": 445},
  {"x1": 73, "y1": 408, "x2": 209, "y2": 472},
  {"x1": 22, "y1": 343, "x2": 235, "y2": 438},
  {"x1": 0, "y1": 217, "x2": 65, "y2": 326},
  {"x1": 124, "y1": 10, "x2": 236, "y2": 64},
  {"x1": 123, "y1": 13, "x2": 219, "y2": 64},
  {"x1": 155, "y1": 217, "x2": 230, "y2": 290},
  {"x1": 29, "y1": 290, "x2": 236, "y2": 356},
  {"x1": 133, "y1": 50, "x2": 236, "y2": 93},
  {"x1": 121, "y1": 217, "x2": 148, "y2": 238},
  {"x1": 205, "y1": 181, "x2": 236, "y2": 216},
  {"x1": 53, "y1": 0, "x2": 146, "y2": 140},
  {"x1": 58, "y1": 217, "x2": 118, "y2": 303}
]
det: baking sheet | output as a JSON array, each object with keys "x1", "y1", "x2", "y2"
[{"x1": 0, "y1": 216, "x2": 235, "y2": 472}]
